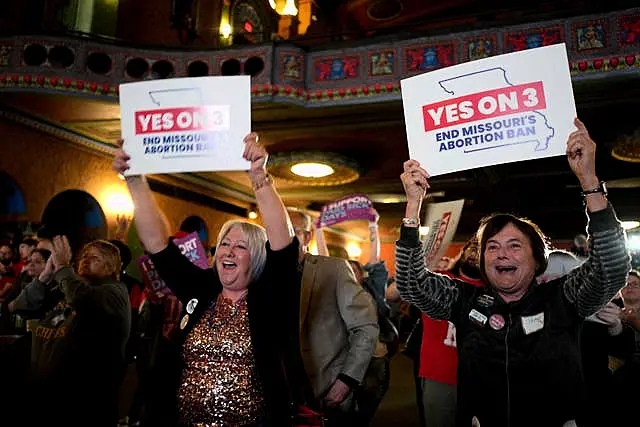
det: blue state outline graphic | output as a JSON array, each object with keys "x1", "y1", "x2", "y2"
[{"x1": 437, "y1": 67, "x2": 555, "y2": 153}]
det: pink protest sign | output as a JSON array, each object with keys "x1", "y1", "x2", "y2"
[
  {"x1": 137, "y1": 232, "x2": 209, "y2": 302},
  {"x1": 317, "y1": 194, "x2": 377, "y2": 228},
  {"x1": 138, "y1": 255, "x2": 173, "y2": 303},
  {"x1": 173, "y1": 232, "x2": 209, "y2": 270}
]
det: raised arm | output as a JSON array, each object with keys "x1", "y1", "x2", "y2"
[
  {"x1": 112, "y1": 139, "x2": 169, "y2": 254},
  {"x1": 244, "y1": 133, "x2": 293, "y2": 251},
  {"x1": 395, "y1": 160, "x2": 461, "y2": 320},
  {"x1": 562, "y1": 118, "x2": 630, "y2": 317},
  {"x1": 313, "y1": 223, "x2": 329, "y2": 256},
  {"x1": 45, "y1": 236, "x2": 129, "y2": 319},
  {"x1": 368, "y1": 212, "x2": 381, "y2": 265}
]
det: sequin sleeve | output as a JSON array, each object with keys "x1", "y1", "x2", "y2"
[{"x1": 150, "y1": 241, "x2": 219, "y2": 304}]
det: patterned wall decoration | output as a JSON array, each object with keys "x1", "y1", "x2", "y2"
[
  {"x1": 403, "y1": 42, "x2": 457, "y2": 74},
  {"x1": 504, "y1": 26, "x2": 564, "y2": 53},
  {"x1": 313, "y1": 55, "x2": 360, "y2": 82},
  {"x1": 618, "y1": 13, "x2": 640, "y2": 48},
  {"x1": 572, "y1": 20, "x2": 608, "y2": 52},
  {"x1": 368, "y1": 50, "x2": 395, "y2": 77},
  {"x1": 464, "y1": 35, "x2": 497, "y2": 61},
  {"x1": 2, "y1": 8, "x2": 640, "y2": 106},
  {"x1": 280, "y1": 52, "x2": 304, "y2": 81},
  {"x1": 0, "y1": 45, "x2": 12, "y2": 67}
]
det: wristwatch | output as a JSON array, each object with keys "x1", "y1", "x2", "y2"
[
  {"x1": 581, "y1": 181, "x2": 607, "y2": 197},
  {"x1": 402, "y1": 217, "x2": 420, "y2": 227}
]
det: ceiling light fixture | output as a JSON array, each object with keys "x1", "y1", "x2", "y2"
[
  {"x1": 290, "y1": 162, "x2": 335, "y2": 178},
  {"x1": 268, "y1": 151, "x2": 359, "y2": 186}
]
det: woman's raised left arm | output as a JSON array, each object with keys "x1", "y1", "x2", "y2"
[
  {"x1": 563, "y1": 118, "x2": 630, "y2": 316},
  {"x1": 244, "y1": 133, "x2": 294, "y2": 251}
]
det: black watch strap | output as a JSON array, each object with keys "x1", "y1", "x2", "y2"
[{"x1": 581, "y1": 181, "x2": 607, "y2": 197}]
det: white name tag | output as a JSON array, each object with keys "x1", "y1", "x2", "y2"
[
  {"x1": 521, "y1": 312, "x2": 544, "y2": 335},
  {"x1": 469, "y1": 309, "x2": 488, "y2": 326}
]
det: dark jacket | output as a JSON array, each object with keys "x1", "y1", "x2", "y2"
[
  {"x1": 146, "y1": 237, "x2": 305, "y2": 427},
  {"x1": 395, "y1": 205, "x2": 630, "y2": 427},
  {"x1": 27, "y1": 267, "x2": 131, "y2": 426},
  {"x1": 578, "y1": 319, "x2": 635, "y2": 427}
]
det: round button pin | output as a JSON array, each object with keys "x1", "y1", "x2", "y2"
[
  {"x1": 489, "y1": 314, "x2": 505, "y2": 330},
  {"x1": 186, "y1": 298, "x2": 198, "y2": 314}
]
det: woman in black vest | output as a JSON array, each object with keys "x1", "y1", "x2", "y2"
[
  {"x1": 113, "y1": 133, "x2": 310, "y2": 426},
  {"x1": 395, "y1": 118, "x2": 630, "y2": 427}
]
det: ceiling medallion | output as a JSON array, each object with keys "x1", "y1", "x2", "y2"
[
  {"x1": 612, "y1": 128, "x2": 640, "y2": 163},
  {"x1": 366, "y1": 0, "x2": 403, "y2": 22},
  {"x1": 267, "y1": 151, "x2": 360, "y2": 186}
]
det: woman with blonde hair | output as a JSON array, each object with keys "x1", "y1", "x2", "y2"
[{"x1": 113, "y1": 133, "x2": 310, "y2": 426}]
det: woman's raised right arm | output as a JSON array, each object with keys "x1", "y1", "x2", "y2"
[
  {"x1": 396, "y1": 160, "x2": 461, "y2": 321},
  {"x1": 113, "y1": 139, "x2": 169, "y2": 254}
]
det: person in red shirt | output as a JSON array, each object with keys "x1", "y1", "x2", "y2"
[
  {"x1": 13, "y1": 238, "x2": 37, "y2": 276},
  {"x1": 387, "y1": 237, "x2": 484, "y2": 427},
  {"x1": 418, "y1": 238, "x2": 483, "y2": 427}
]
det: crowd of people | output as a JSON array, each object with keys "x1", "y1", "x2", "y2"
[{"x1": 0, "y1": 119, "x2": 637, "y2": 427}]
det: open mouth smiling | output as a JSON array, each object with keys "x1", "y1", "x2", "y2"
[{"x1": 221, "y1": 261, "x2": 237, "y2": 269}]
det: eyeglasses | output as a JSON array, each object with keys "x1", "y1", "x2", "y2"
[{"x1": 626, "y1": 281, "x2": 640, "y2": 289}]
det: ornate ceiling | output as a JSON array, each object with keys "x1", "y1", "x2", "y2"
[
  {"x1": 1, "y1": 3, "x2": 639, "y2": 243},
  {"x1": 2, "y1": 74, "x2": 639, "y2": 243}
]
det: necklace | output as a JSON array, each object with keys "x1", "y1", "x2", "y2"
[{"x1": 208, "y1": 293, "x2": 247, "y2": 330}]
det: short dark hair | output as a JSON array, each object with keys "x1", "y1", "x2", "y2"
[
  {"x1": 630, "y1": 270, "x2": 639, "y2": 280},
  {"x1": 22, "y1": 238, "x2": 38, "y2": 247},
  {"x1": 477, "y1": 213, "x2": 548, "y2": 285},
  {"x1": 32, "y1": 248, "x2": 51, "y2": 262}
]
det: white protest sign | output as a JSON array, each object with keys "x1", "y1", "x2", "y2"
[
  {"x1": 401, "y1": 43, "x2": 577, "y2": 176},
  {"x1": 422, "y1": 199, "x2": 465, "y2": 270},
  {"x1": 119, "y1": 76, "x2": 251, "y2": 175}
]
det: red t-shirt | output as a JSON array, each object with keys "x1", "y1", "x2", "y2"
[
  {"x1": 13, "y1": 261, "x2": 26, "y2": 276},
  {"x1": 419, "y1": 272, "x2": 484, "y2": 385}
]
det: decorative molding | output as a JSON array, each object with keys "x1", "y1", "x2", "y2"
[
  {"x1": 617, "y1": 13, "x2": 640, "y2": 49},
  {"x1": 0, "y1": 108, "x2": 258, "y2": 205},
  {"x1": 503, "y1": 25, "x2": 564, "y2": 53},
  {"x1": 1, "y1": 7, "x2": 639, "y2": 106},
  {"x1": 571, "y1": 19, "x2": 610, "y2": 54},
  {"x1": 0, "y1": 109, "x2": 116, "y2": 156},
  {"x1": 463, "y1": 35, "x2": 498, "y2": 62}
]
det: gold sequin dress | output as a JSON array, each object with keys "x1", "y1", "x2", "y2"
[{"x1": 178, "y1": 294, "x2": 265, "y2": 426}]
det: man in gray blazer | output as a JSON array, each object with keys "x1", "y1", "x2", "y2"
[{"x1": 289, "y1": 209, "x2": 379, "y2": 425}]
